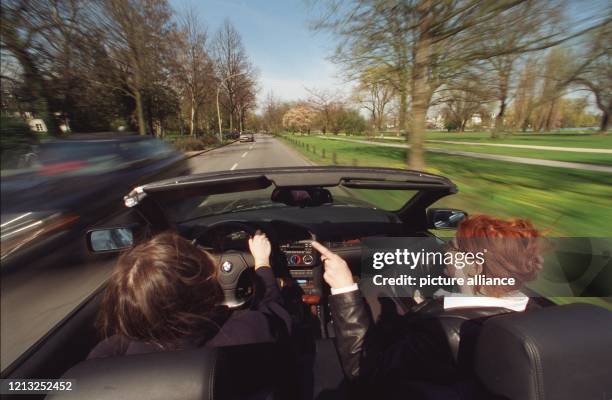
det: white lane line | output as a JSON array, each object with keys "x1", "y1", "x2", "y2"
[
  {"x1": 241, "y1": 151, "x2": 248, "y2": 158},
  {"x1": 249, "y1": 145, "x2": 254, "y2": 150},
  {"x1": 230, "y1": 163, "x2": 238, "y2": 170}
]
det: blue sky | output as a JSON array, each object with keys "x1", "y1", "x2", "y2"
[
  {"x1": 169, "y1": 0, "x2": 608, "y2": 112},
  {"x1": 169, "y1": 0, "x2": 345, "y2": 104}
]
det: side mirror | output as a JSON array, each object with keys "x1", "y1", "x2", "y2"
[
  {"x1": 427, "y1": 208, "x2": 467, "y2": 229},
  {"x1": 87, "y1": 227, "x2": 134, "y2": 253}
]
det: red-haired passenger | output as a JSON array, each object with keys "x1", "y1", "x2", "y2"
[{"x1": 313, "y1": 215, "x2": 543, "y2": 398}]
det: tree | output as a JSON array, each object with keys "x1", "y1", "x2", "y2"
[
  {"x1": 575, "y1": 56, "x2": 611, "y2": 132},
  {"x1": 353, "y1": 68, "x2": 395, "y2": 133},
  {"x1": 510, "y1": 59, "x2": 538, "y2": 131},
  {"x1": 532, "y1": 48, "x2": 577, "y2": 131},
  {"x1": 480, "y1": 1, "x2": 563, "y2": 136},
  {"x1": 282, "y1": 104, "x2": 316, "y2": 133},
  {"x1": 173, "y1": 9, "x2": 215, "y2": 136},
  {"x1": 306, "y1": 87, "x2": 344, "y2": 134},
  {"x1": 262, "y1": 91, "x2": 291, "y2": 133},
  {"x1": 336, "y1": 108, "x2": 368, "y2": 135},
  {"x1": 92, "y1": 0, "x2": 176, "y2": 135},
  {"x1": 314, "y1": 0, "x2": 609, "y2": 169},
  {"x1": 572, "y1": 27, "x2": 612, "y2": 133},
  {"x1": 213, "y1": 19, "x2": 256, "y2": 131}
]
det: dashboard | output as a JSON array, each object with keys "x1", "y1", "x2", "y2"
[{"x1": 279, "y1": 240, "x2": 316, "y2": 268}]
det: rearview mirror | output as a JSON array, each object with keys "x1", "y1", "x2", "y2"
[
  {"x1": 427, "y1": 208, "x2": 467, "y2": 230},
  {"x1": 87, "y1": 227, "x2": 134, "y2": 253},
  {"x1": 271, "y1": 187, "x2": 333, "y2": 207}
]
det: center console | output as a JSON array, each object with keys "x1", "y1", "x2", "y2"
[{"x1": 280, "y1": 240, "x2": 321, "y2": 296}]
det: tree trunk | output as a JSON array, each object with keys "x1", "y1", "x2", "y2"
[
  {"x1": 135, "y1": 90, "x2": 146, "y2": 135},
  {"x1": 600, "y1": 109, "x2": 609, "y2": 133},
  {"x1": 492, "y1": 97, "x2": 507, "y2": 138},
  {"x1": 190, "y1": 94, "x2": 196, "y2": 136},
  {"x1": 398, "y1": 77, "x2": 408, "y2": 137},
  {"x1": 408, "y1": 0, "x2": 431, "y2": 171}
]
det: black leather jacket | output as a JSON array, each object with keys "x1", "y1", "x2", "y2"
[{"x1": 329, "y1": 290, "x2": 518, "y2": 389}]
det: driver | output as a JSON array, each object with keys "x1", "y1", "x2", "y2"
[
  {"x1": 312, "y1": 215, "x2": 544, "y2": 397},
  {"x1": 88, "y1": 230, "x2": 290, "y2": 358}
]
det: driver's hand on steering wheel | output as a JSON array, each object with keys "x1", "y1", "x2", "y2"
[
  {"x1": 311, "y1": 241, "x2": 355, "y2": 290},
  {"x1": 248, "y1": 230, "x2": 271, "y2": 269}
]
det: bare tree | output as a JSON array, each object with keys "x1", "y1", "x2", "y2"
[
  {"x1": 353, "y1": 68, "x2": 395, "y2": 133},
  {"x1": 306, "y1": 87, "x2": 344, "y2": 134},
  {"x1": 314, "y1": 0, "x2": 610, "y2": 170},
  {"x1": 262, "y1": 91, "x2": 292, "y2": 133},
  {"x1": 511, "y1": 59, "x2": 539, "y2": 131},
  {"x1": 572, "y1": 27, "x2": 612, "y2": 133},
  {"x1": 173, "y1": 8, "x2": 215, "y2": 136},
  {"x1": 213, "y1": 19, "x2": 256, "y2": 131},
  {"x1": 93, "y1": 0, "x2": 175, "y2": 135},
  {"x1": 478, "y1": 1, "x2": 563, "y2": 136}
]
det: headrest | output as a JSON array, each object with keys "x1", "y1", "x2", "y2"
[
  {"x1": 474, "y1": 303, "x2": 612, "y2": 400},
  {"x1": 47, "y1": 343, "x2": 295, "y2": 400}
]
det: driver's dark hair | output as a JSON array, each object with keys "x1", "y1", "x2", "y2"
[{"x1": 97, "y1": 232, "x2": 225, "y2": 349}]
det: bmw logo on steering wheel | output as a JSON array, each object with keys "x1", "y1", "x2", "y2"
[{"x1": 221, "y1": 260, "x2": 233, "y2": 273}]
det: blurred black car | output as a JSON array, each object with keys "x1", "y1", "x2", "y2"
[{"x1": 0, "y1": 133, "x2": 191, "y2": 271}]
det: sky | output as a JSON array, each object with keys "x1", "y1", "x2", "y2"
[
  {"x1": 169, "y1": 0, "x2": 609, "y2": 113},
  {"x1": 169, "y1": 0, "x2": 346, "y2": 105}
]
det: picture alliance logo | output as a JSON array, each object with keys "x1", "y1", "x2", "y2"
[{"x1": 371, "y1": 248, "x2": 487, "y2": 270}]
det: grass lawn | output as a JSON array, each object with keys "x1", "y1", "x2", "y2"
[
  {"x1": 282, "y1": 134, "x2": 612, "y2": 237},
  {"x1": 282, "y1": 134, "x2": 611, "y2": 309},
  {"x1": 371, "y1": 130, "x2": 612, "y2": 149},
  {"x1": 422, "y1": 142, "x2": 612, "y2": 166}
]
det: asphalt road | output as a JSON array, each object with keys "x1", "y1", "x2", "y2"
[
  {"x1": 1, "y1": 133, "x2": 309, "y2": 371},
  {"x1": 189, "y1": 133, "x2": 312, "y2": 173}
]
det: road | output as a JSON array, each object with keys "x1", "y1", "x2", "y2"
[
  {"x1": 323, "y1": 136, "x2": 612, "y2": 173},
  {"x1": 1, "y1": 134, "x2": 308, "y2": 371},
  {"x1": 189, "y1": 133, "x2": 312, "y2": 173}
]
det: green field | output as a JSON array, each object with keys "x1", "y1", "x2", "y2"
[
  {"x1": 282, "y1": 134, "x2": 612, "y2": 237},
  {"x1": 283, "y1": 134, "x2": 611, "y2": 309},
  {"x1": 421, "y1": 142, "x2": 612, "y2": 166},
  {"x1": 373, "y1": 130, "x2": 612, "y2": 148}
]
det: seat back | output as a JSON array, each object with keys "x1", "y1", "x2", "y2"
[
  {"x1": 47, "y1": 343, "x2": 296, "y2": 400},
  {"x1": 474, "y1": 303, "x2": 612, "y2": 400}
]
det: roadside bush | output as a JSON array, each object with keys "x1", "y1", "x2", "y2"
[
  {"x1": 337, "y1": 109, "x2": 367, "y2": 135},
  {"x1": 0, "y1": 115, "x2": 38, "y2": 169},
  {"x1": 171, "y1": 135, "x2": 219, "y2": 151}
]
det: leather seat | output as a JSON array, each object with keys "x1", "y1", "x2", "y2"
[
  {"x1": 47, "y1": 343, "x2": 297, "y2": 400},
  {"x1": 474, "y1": 303, "x2": 612, "y2": 400}
]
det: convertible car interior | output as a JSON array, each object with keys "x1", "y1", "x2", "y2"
[{"x1": 2, "y1": 167, "x2": 611, "y2": 400}]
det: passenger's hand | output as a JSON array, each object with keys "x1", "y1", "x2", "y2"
[
  {"x1": 249, "y1": 230, "x2": 271, "y2": 269},
  {"x1": 311, "y1": 241, "x2": 354, "y2": 289}
]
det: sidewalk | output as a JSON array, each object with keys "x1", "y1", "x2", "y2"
[
  {"x1": 425, "y1": 139, "x2": 612, "y2": 154},
  {"x1": 322, "y1": 136, "x2": 612, "y2": 173}
]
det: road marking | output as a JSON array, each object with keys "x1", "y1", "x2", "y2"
[
  {"x1": 230, "y1": 163, "x2": 238, "y2": 170},
  {"x1": 249, "y1": 145, "x2": 254, "y2": 150},
  {"x1": 241, "y1": 151, "x2": 248, "y2": 158}
]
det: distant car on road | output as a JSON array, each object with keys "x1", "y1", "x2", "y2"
[
  {"x1": 0, "y1": 133, "x2": 191, "y2": 271},
  {"x1": 240, "y1": 132, "x2": 255, "y2": 142}
]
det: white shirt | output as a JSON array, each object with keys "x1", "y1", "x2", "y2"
[
  {"x1": 331, "y1": 285, "x2": 529, "y2": 312},
  {"x1": 330, "y1": 283, "x2": 359, "y2": 295}
]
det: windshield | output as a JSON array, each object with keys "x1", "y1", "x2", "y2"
[{"x1": 164, "y1": 186, "x2": 418, "y2": 222}]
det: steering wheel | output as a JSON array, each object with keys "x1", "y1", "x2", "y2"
[{"x1": 194, "y1": 221, "x2": 264, "y2": 308}]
